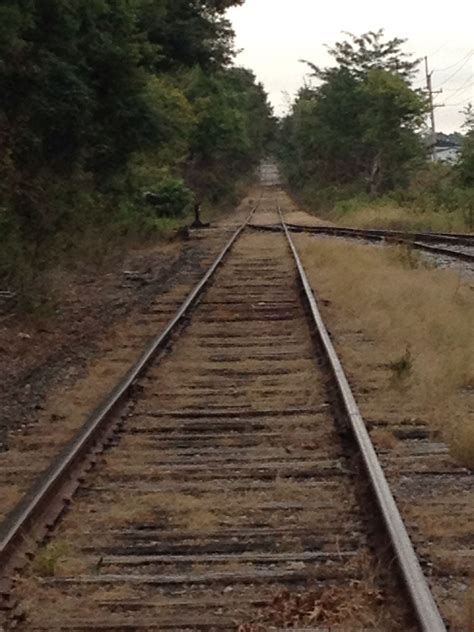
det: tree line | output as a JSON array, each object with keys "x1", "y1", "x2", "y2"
[
  {"x1": 0, "y1": 0, "x2": 273, "y2": 292},
  {"x1": 278, "y1": 30, "x2": 474, "y2": 218}
]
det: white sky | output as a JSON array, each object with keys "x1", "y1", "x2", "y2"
[{"x1": 227, "y1": 0, "x2": 474, "y2": 133}]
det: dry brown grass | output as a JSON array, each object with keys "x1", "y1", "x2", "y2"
[
  {"x1": 97, "y1": 491, "x2": 219, "y2": 532},
  {"x1": 296, "y1": 237, "x2": 474, "y2": 468},
  {"x1": 0, "y1": 292, "x2": 181, "y2": 522},
  {"x1": 0, "y1": 485, "x2": 22, "y2": 521},
  {"x1": 250, "y1": 209, "x2": 279, "y2": 226},
  {"x1": 334, "y1": 203, "x2": 469, "y2": 233},
  {"x1": 466, "y1": 584, "x2": 474, "y2": 632},
  {"x1": 15, "y1": 579, "x2": 92, "y2": 621},
  {"x1": 405, "y1": 499, "x2": 474, "y2": 540},
  {"x1": 242, "y1": 368, "x2": 323, "y2": 411},
  {"x1": 450, "y1": 421, "x2": 474, "y2": 469},
  {"x1": 370, "y1": 429, "x2": 399, "y2": 450},
  {"x1": 284, "y1": 209, "x2": 331, "y2": 227},
  {"x1": 237, "y1": 579, "x2": 407, "y2": 631}
]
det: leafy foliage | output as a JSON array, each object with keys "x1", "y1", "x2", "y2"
[
  {"x1": 313, "y1": 30, "x2": 419, "y2": 81},
  {"x1": 185, "y1": 66, "x2": 274, "y2": 200},
  {"x1": 458, "y1": 105, "x2": 474, "y2": 187},
  {"x1": 0, "y1": 0, "x2": 273, "y2": 294},
  {"x1": 279, "y1": 31, "x2": 427, "y2": 202},
  {"x1": 145, "y1": 177, "x2": 193, "y2": 217}
]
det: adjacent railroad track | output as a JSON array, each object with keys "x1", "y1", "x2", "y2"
[
  {"x1": 0, "y1": 184, "x2": 458, "y2": 630},
  {"x1": 250, "y1": 222, "x2": 474, "y2": 264}
]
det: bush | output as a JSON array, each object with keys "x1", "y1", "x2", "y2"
[
  {"x1": 288, "y1": 161, "x2": 474, "y2": 233},
  {"x1": 144, "y1": 177, "x2": 193, "y2": 218}
]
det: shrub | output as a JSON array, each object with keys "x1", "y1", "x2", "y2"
[{"x1": 144, "y1": 177, "x2": 193, "y2": 218}]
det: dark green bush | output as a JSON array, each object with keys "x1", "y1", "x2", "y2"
[
  {"x1": 0, "y1": 0, "x2": 273, "y2": 309},
  {"x1": 146, "y1": 178, "x2": 193, "y2": 218}
]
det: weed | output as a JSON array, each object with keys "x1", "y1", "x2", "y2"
[
  {"x1": 450, "y1": 420, "x2": 474, "y2": 470},
  {"x1": 32, "y1": 541, "x2": 70, "y2": 578},
  {"x1": 371, "y1": 429, "x2": 398, "y2": 450},
  {"x1": 390, "y1": 244, "x2": 424, "y2": 270},
  {"x1": 97, "y1": 491, "x2": 218, "y2": 532},
  {"x1": 389, "y1": 347, "x2": 412, "y2": 383}
]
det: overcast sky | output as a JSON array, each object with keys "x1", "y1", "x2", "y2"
[{"x1": 227, "y1": 0, "x2": 474, "y2": 133}]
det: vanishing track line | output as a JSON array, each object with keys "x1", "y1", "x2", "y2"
[{"x1": 0, "y1": 182, "x2": 447, "y2": 630}]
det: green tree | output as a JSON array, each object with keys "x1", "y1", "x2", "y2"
[
  {"x1": 0, "y1": 0, "x2": 272, "y2": 293},
  {"x1": 360, "y1": 69, "x2": 427, "y2": 193},
  {"x1": 318, "y1": 29, "x2": 419, "y2": 81},
  {"x1": 458, "y1": 105, "x2": 474, "y2": 186},
  {"x1": 184, "y1": 66, "x2": 273, "y2": 201},
  {"x1": 0, "y1": 1, "x2": 155, "y2": 240},
  {"x1": 141, "y1": 0, "x2": 241, "y2": 71},
  {"x1": 280, "y1": 30, "x2": 427, "y2": 197}
]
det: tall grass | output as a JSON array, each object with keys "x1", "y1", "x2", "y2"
[
  {"x1": 331, "y1": 198, "x2": 470, "y2": 232},
  {"x1": 297, "y1": 237, "x2": 474, "y2": 467},
  {"x1": 288, "y1": 163, "x2": 474, "y2": 233}
]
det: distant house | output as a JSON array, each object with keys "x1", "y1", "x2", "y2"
[
  {"x1": 432, "y1": 132, "x2": 462, "y2": 165},
  {"x1": 434, "y1": 145, "x2": 461, "y2": 165}
]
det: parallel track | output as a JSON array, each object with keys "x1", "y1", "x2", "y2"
[
  {"x1": 0, "y1": 191, "x2": 448, "y2": 630},
  {"x1": 251, "y1": 222, "x2": 474, "y2": 264}
]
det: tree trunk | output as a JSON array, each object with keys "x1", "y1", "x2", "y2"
[{"x1": 368, "y1": 151, "x2": 383, "y2": 196}]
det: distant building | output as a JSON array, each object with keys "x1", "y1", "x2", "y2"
[
  {"x1": 434, "y1": 145, "x2": 461, "y2": 165},
  {"x1": 428, "y1": 131, "x2": 463, "y2": 165}
]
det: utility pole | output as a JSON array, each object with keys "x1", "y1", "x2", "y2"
[{"x1": 424, "y1": 56, "x2": 444, "y2": 162}]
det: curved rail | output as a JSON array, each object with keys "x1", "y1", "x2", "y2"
[
  {"x1": 0, "y1": 204, "x2": 258, "y2": 586},
  {"x1": 283, "y1": 223, "x2": 474, "y2": 263},
  {"x1": 277, "y1": 204, "x2": 447, "y2": 632},
  {"x1": 249, "y1": 222, "x2": 474, "y2": 263},
  {"x1": 285, "y1": 223, "x2": 474, "y2": 246}
]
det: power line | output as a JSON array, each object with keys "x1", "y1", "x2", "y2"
[
  {"x1": 444, "y1": 83, "x2": 473, "y2": 91},
  {"x1": 444, "y1": 94, "x2": 473, "y2": 106},
  {"x1": 427, "y1": 41, "x2": 449, "y2": 58},
  {"x1": 436, "y1": 75, "x2": 473, "y2": 103},
  {"x1": 418, "y1": 51, "x2": 472, "y2": 133},
  {"x1": 453, "y1": 75, "x2": 474, "y2": 91},
  {"x1": 433, "y1": 49, "x2": 474, "y2": 73},
  {"x1": 444, "y1": 81, "x2": 474, "y2": 104},
  {"x1": 435, "y1": 53, "x2": 474, "y2": 88},
  {"x1": 442, "y1": 73, "x2": 474, "y2": 105}
]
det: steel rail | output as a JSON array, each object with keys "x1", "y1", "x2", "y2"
[
  {"x1": 0, "y1": 204, "x2": 258, "y2": 586},
  {"x1": 285, "y1": 223, "x2": 474, "y2": 247},
  {"x1": 277, "y1": 204, "x2": 447, "y2": 632},
  {"x1": 285, "y1": 223, "x2": 474, "y2": 263},
  {"x1": 249, "y1": 222, "x2": 474, "y2": 264}
]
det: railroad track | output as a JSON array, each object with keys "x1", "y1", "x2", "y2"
[
  {"x1": 250, "y1": 222, "x2": 474, "y2": 264},
  {"x1": 0, "y1": 185, "x2": 455, "y2": 630}
]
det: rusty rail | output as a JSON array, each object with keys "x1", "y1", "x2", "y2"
[
  {"x1": 251, "y1": 222, "x2": 474, "y2": 264},
  {"x1": 277, "y1": 204, "x2": 447, "y2": 632},
  {"x1": 285, "y1": 223, "x2": 474, "y2": 247}
]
